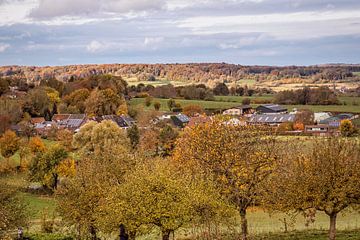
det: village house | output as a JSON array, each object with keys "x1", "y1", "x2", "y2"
[
  {"x1": 223, "y1": 105, "x2": 253, "y2": 116},
  {"x1": 248, "y1": 114, "x2": 295, "y2": 126},
  {"x1": 171, "y1": 114, "x2": 190, "y2": 128},
  {"x1": 99, "y1": 115, "x2": 136, "y2": 129},
  {"x1": 319, "y1": 113, "x2": 356, "y2": 128},
  {"x1": 256, "y1": 104, "x2": 288, "y2": 114},
  {"x1": 304, "y1": 124, "x2": 338, "y2": 136}
]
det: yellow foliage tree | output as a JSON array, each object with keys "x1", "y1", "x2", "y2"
[
  {"x1": 173, "y1": 120, "x2": 279, "y2": 240},
  {"x1": 98, "y1": 159, "x2": 234, "y2": 240},
  {"x1": 266, "y1": 138, "x2": 360, "y2": 240},
  {"x1": 0, "y1": 130, "x2": 20, "y2": 167}
]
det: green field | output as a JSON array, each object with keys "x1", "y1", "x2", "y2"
[
  {"x1": 130, "y1": 95, "x2": 360, "y2": 113},
  {"x1": 353, "y1": 72, "x2": 360, "y2": 77}
]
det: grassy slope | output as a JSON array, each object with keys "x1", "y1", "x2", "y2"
[{"x1": 130, "y1": 96, "x2": 360, "y2": 113}]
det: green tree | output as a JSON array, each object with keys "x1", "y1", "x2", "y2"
[
  {"x1": 127, "y1": 125, "x2": 140, "y2": 149},
  {"x1": 173, "y1": 121, "x2": 278, "y2": 240},
  {"x1": 167, "y1": 98, "x2": 176, "y2": 111},
  {"x1": 28, "y1": 145, "x2": 68, "y2": 191},
  {"x1": 267, "y1": 138, "x2": 360, "y2": 240},
  {"x1": 0, "y1": 78, "x2": 9, "y2": 96}
]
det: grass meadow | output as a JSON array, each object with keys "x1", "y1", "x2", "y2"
[{"x1": 130, "y1": 95, "x2": 360, "y2": 113}]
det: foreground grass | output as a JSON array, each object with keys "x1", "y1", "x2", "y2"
[{"x1": 250, "y1": 229, "x2": 360, "y2": 240}]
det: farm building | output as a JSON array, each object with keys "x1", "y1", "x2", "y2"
[
  {"x1": 171, "y1": 114, "x2": 190, "y2": 128},
  {"x1": 256, "y1": 104, "x2": 287, "y2": 114},
  {"x1": 304, "y1": 124, "x2": 337, "y2": 136},
  {"x1": 100, "y1": 115, "x2": 136, "y2": 129},
  {"x1": 319, "y1": 113, "x2": 355, "y2": 128},
  {"x1": 56, "y1": 114, "x2": 86, "y2": 132},
  {"x1": 314, "y1": 112, "x2": 332, "y2": 124},
  {"x1": 223, "y1": 105, "x2": 253, "y2": 116},
  {"x1": 248, "y1": 114, "x2": 295, "y2": 126}
]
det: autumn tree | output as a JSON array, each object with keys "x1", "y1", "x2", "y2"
[
  {"x1": 0, "y1": 130, "x2": 20, "y2": 166},
  {"x1": 73, "y1": 120, "x2": 129, "y2": 156},
  {"x1": 213, "y1": 82, "x2": 229, "y2": 96},
  {"x1": 56, "y1": 122, "x2": 136, "y2": 239},
  {"x1": 173, "y1": 121, "x2": 278, "y2": 240},
  {"x1": 99, "y1": 159, "x2": 232, "y2": 240},
  {"x1": 0, "y1": 78, "x2": 9, "y2": 96},
  {"x1": 182, "y1": 104, "x2": 204, "y2": 117},
  {"x1": 154, "y1": 101, "x2": 161, "y2": 111},
  {"x1": 340, "y1": 119, "x2": 356, "y2": 137},
  {"x1": 167, "y1": 98, "x2": 176, "y2": 111},
  {"x1": 23, "y1": 87, "x2": 51, "y2": 117},
  {"x1": 0, "y1": 182, "x2": 28, "y2": 239},
  {"x1": 28, "y1": 145, "x2": 69, "y2": 191},
  {"x1": 242, "y1": 98, "x2": 251, "y2": 105},
  {"x1": 145, "y1": 96, "x2": 153, "y2": 107},
  {"x1": 28, "y1": 136, "x2": 46, "y2": 154},
  {"x1": 127, "y1": 125, "x2": 140, "y2": 149},
  {"x1": 85, "y1": 89, "x2": 123, "y2": 117},
  {"x1": 267, "y1": 138, "x2": 360, "y2": 240},
  {"x1": 158, "y1": 125, "x2": 178, "y2": 157},
  {"x1": 294, "y1": 109, "x2": 314, "y2": 125},
  {"x1": 63, "y1": 88, "x2": 90, "y2": 113}
]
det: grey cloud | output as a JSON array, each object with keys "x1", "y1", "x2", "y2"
[{"x1": 29, "y1": 0, "x2": 165, "y2": 19}]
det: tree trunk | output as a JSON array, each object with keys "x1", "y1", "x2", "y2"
[
  {"x1": 162, "y1": 229, "x2": 171, "y2": 240},
  {"x1": 329, "y1": 213, "x2": 337, "y2": 240},
  {"x1": 89, "y1": 225, "x2": 97, "y2": 240},
  {"x1": 119, "y1": 224, "x2": 128, "y2": 240},
  {"x1": 239, "y1": 209, "x2": 248, "y2": 240}
]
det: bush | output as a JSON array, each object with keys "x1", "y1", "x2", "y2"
[{"x1": 242, "y1": 98, "x2": 251, "y2": 105}]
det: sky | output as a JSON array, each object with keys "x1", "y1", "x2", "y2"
[{"x1": 0, "y1": 0, "x2": 360, "y2": 66}]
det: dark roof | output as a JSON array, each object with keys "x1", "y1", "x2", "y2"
[
  {"x1": 336, "y1": 113, "x2": 354, "y2": 120},
  {"x1": 172, "y1": 114, "x2": 190, "y2": 123},
  {"x1": 257, "y1": 104, "x2": 287, "y2": 112},
  {"x1": 52, "y1": 114, "x2": 70, "y2": 121},
  {"x1": 102, "y1": 115, "x2": 133, "y2": 128},
  {"x1": 68, "y1": 114, "x2": 86, "y2": 120},
  {"x1": 249, "y1": 114, "x2": 295, "y2": 124}
]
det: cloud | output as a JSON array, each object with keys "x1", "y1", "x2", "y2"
[
  {"x1": 29, "y1": 0, "x2": 165, "y2": 19},
  {"x1": 0, "y1": 43, "x2": 10, "y2": 52},
  {"x1": 86, "y1": 40, "x2": 107, "y2": 53},
  {"x1": 144, "y1": 37, "x2": 164, "y2": 49},
  {"x1": 178, "y1": 10, "x2": 360, "y2": 40}
]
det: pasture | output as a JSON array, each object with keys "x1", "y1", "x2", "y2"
[{"x1": 130, "y1": 95, "x2": 360, "y2": 113}]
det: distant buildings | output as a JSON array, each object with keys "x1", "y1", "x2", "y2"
[
  {"x1": 223, "y1": 105, "x2": 253, "y2": 116},
  {"x1": 249, "y1": 114, "x2": 295, "y2": 126},
  {"x1": 256, "y1": 104, "x2": 287, "y2": 114}
]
